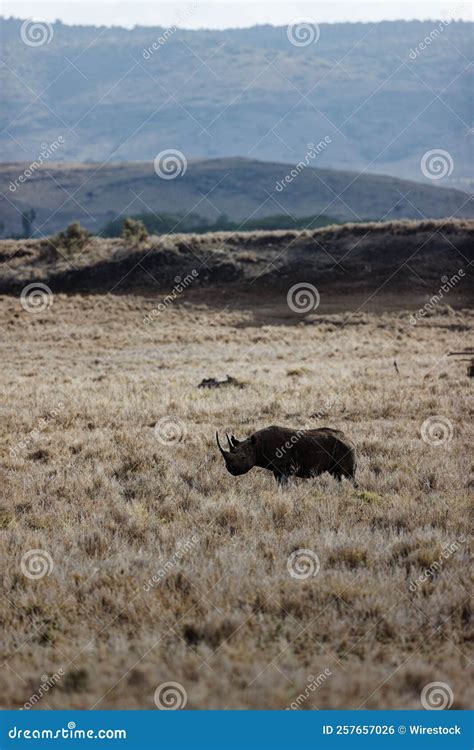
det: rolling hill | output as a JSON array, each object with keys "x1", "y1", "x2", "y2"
[{"x1": 1, "y1": 158, "x2": 473, "y2": 238}]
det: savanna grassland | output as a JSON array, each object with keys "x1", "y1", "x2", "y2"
[{"x1": 0, "y1": 281, "x2": 472, "y2": 710}]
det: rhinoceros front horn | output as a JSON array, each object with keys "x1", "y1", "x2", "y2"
[{"x1": 216, "y1": 431, "x2": 228, "y2": 457}]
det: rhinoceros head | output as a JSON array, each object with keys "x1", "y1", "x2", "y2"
[{"x1": 216, "y1": 431, "x2": 257, "y2": 476}]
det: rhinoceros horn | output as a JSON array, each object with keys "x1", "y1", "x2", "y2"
[{"x1": 216, "y1": 431, "x2": 228, "y2": 457}]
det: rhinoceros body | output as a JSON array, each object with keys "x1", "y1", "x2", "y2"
[{"x1": 216, "y1": 425, "x2": 357, "y2": 486}]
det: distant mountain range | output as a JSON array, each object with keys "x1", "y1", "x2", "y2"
[
  {"x1": 0, "y1": 17, "x2": 472, "y2": 190},
  {"x1": 1, "y1": 158, "x2": 473, "y2": 238}
]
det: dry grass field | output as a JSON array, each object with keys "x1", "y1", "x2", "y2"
[{"x1": 0, "y1": 282, "x2": 472, "y2": 711}]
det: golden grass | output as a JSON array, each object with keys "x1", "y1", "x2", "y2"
[{"x1": 0, "y1": 292, "x2": 472, "y2": 709}]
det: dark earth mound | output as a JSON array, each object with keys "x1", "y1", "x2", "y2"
[{"x1": 0, "y1": 219, "x2": 472, "y2": 306}]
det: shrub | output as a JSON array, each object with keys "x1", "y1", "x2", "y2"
[
  {"x1": 46, "y1": 221, "x2": 91, "y2": 259},
  {"x1": 122, "y1": 217, "x2": 148, "y2": 244}
]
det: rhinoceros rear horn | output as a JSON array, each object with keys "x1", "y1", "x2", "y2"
[
  {"x1": 216, "y1": 431, "x2": 228, "y2": 457},
  {"x1": 226, "y1": 432, "x2": 233, "y2": 451}
]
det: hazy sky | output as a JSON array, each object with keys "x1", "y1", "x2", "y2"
[{"x1": 2, "y1": 1, "x2": 472, "y2": 28}]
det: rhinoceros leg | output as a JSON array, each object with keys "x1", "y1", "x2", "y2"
[
  {"x1": 273, "y1": 471, "x2": 289, "y2": 488},
  {"x1": 332, "y1": 466, "x2": 358, "y2": 487}
]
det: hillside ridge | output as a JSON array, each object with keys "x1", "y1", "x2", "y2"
[
  {"x1": 1, "y1": 219, "x2": 472, "y2": 307},
  {"x1": 1, "y1": 158, "x2": 473, "y2": 239}
]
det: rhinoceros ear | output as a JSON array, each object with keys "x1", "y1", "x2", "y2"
[
  {"x1": 250, "y1": 434, "x2": 256, "y2": 445},
  {"x1": 231, "y1": 435, "x2": 240, "y2": 447}
]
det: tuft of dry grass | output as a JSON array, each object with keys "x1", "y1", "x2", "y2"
[{"x1": 0, "y1": 292, "x2": 472, "y2": 710}]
